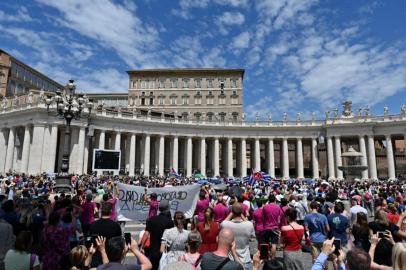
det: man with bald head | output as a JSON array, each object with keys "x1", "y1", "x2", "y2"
[
  {"x1": 220, "y1": 203, "x2": 255, "y2": 270},
  {"x1": 200, "y1": 228, "x2": 243, "y2": 270}
]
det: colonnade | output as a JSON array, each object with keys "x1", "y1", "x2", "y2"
[{"x1": 0, "y1": 124, "x2": 401, "y2": 180}]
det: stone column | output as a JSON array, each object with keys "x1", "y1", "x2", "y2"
[
  {"x1": 159, "y1": 135, "x2": 165, "y2": 176},
  {"x1": 20, "y1": 125, "x2": 31, "y2": 174},
  {"x1": 114, "y1": 131, "x2": 121, "y2": 150},
  {"x1": 4, "y1": 127, "x2": 15, "y2": 172},
  {"x1": 200, "y1": 137, "x2": 206, "y2": 176},
  {"x1": 129, "y1": 134, "x2": 136, "y2": 176},
  {"x1": 40, "y1": 126, "x2": 51, "y2": 173},
  {"x1": 172, "y1": 136, "x2": 178, "y2": 172},
  {"x1": 28, "y1": 125, "x2": 45, "y2": 174},
  {"x1": 335, "y1": 136, "x2": 343, "y2": 180},
  {"x1": 282, "y1": 138, "x2": 289, "y2": 179},
  {"x1": 0, "y1": 129, "x2": 8, "y2": 173},
  {"x1": 359, "y1": 135, "x2": 369, "y2": 180},
  {"x1": 186, "y1": 137, "x2": 193, "y2": 177},
  {"x1": 99, "y1": 130, "x2": 105, "y2": 149},
  {"x1": 385, "y1": 135, "x2": 396, "y2": 180},
  {"x1": 241, "y1": 138, "x2": 247, "y2": 176},
  {"x1": 76, "y1": 127, "x2": 86, "y2": 174},
  {"x1": 144, "y1": 134, "x2": 151, "y2": 176},
  {"x1": 227, "y1": 138, "x2": 233, "y2": 177},
  {"x1": 254, "y1": 138, "x2": 261, "y2": 171},
  {"x1": 327, "y1": 136, "x2": 335, "y2": 180},
  {"x1": 214, "y1": 138, "x2": 220, "y2": 177},
  {"x1": 297, "y1": 138, "x2": 304, "y2": 179},
  {"x1": 48, "y1": 125, "x2": 58, "y2": 173},
  {"x1": 367, "y1": 135, "x2": 378, "y2": 180},
  {"x1": 267, "y1": 138, "x2": 275, "y2": 177},
  {"x1": 312, "y1": 138, "x2": 319, "y2": 179}
]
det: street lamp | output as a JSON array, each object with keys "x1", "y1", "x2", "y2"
[{"x1": 47, "y1": 79, "x2": 93, "y2": 188}]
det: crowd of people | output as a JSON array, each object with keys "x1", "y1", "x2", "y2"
[{"x1": 1, "y1": 172, "x2": 406, "y2": 270}]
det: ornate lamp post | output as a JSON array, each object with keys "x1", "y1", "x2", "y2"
[{"x1": 46, "y1": 80, "x2": 93, "y2": 185}]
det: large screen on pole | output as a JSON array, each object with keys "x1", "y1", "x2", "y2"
[{"x1": 93, "y1": 149, "x2": 121, "y2": 170}]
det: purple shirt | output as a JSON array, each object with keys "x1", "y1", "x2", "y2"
[
  {"x1": 253, "y1": 207, "x2": 264, "y2": 234},
  {"x1": 81, "y1": 201, "x2": 96, "y2": 225},
  {"x1": 213, "y1": 203, "x2": 230, "y2": 223},
  {"x1": 196, "y1": 198, "x2": 209, "y2": 222},
  {"x1": 148, "y1": 200, "x2": 158, "y2": 218},
  {"x1": 263, "y1": 203, "x2": 283, "y2": 230}
]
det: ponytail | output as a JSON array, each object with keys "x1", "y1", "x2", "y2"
[{"x1": 204, "y1": 208, "x2": 213, "y2": 230}]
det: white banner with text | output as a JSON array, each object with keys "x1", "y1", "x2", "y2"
[{"x1": 117, "y1": 183, "x2": 201, "y2": 222}]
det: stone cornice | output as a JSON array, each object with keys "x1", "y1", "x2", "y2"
[{"x1": 1, "y1": 105, "x2": 405, "y2": 139}]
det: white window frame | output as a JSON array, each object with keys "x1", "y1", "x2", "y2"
[
  {"x1": 171, "y1": 79, "x2": 177, "y2": 88},
  {"x1": 183, "y1": 79, "x2": 189, "y2": 88},
  {"x1": 195, "y1": 79, "x2": 201, "y2": 88}
]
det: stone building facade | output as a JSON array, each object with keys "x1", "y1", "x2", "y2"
[
  {"x1": 0, "y1": 50, "x2": 63, "y2": 97},
  {"x1": 127, "y1": 69, "x2": 244, "y2": 121},
  {"x1": 0, "y1": 97, "x2": 405, "y2": 180}
]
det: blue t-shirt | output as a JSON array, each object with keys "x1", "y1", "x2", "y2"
[
  {"x1": 327, "y1": 213, "x2": 349, "y2": 243},
  {"x1": 304, "y1": 213, "x2": 328, "y2": 243}
]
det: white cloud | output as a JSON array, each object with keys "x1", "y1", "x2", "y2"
[
  {"x1": 260, "y1": 27, "x2": 406, "y2": 112},
  {"x1": 213, "y1": 0, "x2": 249, "y2": 7},
  {"x1": 231, "y1": 31, "x2": 251, "y2": 50},
  {"x1": 168, "y1": 36, "x2": 226, "y2": 67},
  {"x1": 217, "y1": 11, "x2": 245, "y2": 34},
  {"x1": 0, "y1": 6, "x2": 33, "y2": 22},
  {"x1": 34, "y1": 62, "x2": 128, "y2": 93},
  {"x1": 256, "y1": 0, "x2": 317, "y2": 30},
  {"x1": 173, "y1": 0, "x2": 249, "y2": 19},
  {"x1": 35, "y1": 0, "x2": 162, "y2": 68},
  {"x1": 245, "y1": 96, "x2": 273, "y2": 119}
]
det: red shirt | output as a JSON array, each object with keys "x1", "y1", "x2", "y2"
[
  {"x1": 281, "y1": 227, "x2": 304, "y2": 251},
  {"x1": 197, "y1": 221, "x2": 220, "y2": 253},
  {"x1": 387, "y1": 212, "x2": 400, "y2": 225}
]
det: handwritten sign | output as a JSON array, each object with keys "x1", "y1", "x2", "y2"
[{"x1": 117, "y1": 183, "x2": 201, "y2": 221}]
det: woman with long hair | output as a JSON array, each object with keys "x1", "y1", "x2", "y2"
[
  {"x1": 352, "y1": 212, "x2": 370, "y2": 252},
  {"x1": 160, "y1": 211, "x2": 190, "y2": 268},
  {"x1": 280, "y1": 208, "x2": 304, "y2": 270},
  {"x1": 196, "y1": 208, "x2": 220, "y2": 253},
  {"x1": 4, "y1": 231, "x2": 40, "y2": 270}
]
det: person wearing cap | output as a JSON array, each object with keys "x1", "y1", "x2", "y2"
[{"x1": 143, "y1": 199, "x2": 174, "y2": 270}]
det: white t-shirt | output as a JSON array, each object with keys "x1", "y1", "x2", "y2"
[
  {"x1": 221, "y1": 220, "x2": 255, "y2": 264},
  {"x1": 4, "y1": 250, "x2": 40, "y2": 270}
]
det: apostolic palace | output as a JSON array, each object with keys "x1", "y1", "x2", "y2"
[{"x1": 1, "y1": 49, "x2": 406, "y2": 180}]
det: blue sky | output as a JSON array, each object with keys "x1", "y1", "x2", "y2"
[{"x1": 1, "y1": 0, "x2": 405, "y2": 120}]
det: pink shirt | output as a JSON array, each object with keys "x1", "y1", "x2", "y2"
[
  {"x1": 253, "y1": 207, "x2": 264, "y2": 234},
  {"x1": 262, "y1": 203, "x2": 283, "y2": 230},
  {"x1": 196, "y1": 198, "x2": 209, "y2": 222},
  {"x1": 213, "y1": 203, "x2": 230, "y2": 223},
  {"x1": 81, "y1": 201, "x2": 96, "y2": 225},
  {"x1": 242, "y1": 203, "x2": 249, "y2": 217},
  {"x1": 148, "y1": 200, "x2": 159, "y2": 218},
  {"x1": 109, "y1": 197, "x2": 118, "y2": 221}
]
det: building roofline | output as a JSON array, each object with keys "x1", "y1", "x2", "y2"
[
  {"x1": 87, "y1": 93, "x2": 128, "y2": 96},
  {"x1": 0, "y1": 49, "x2": 64, "y2": 88},
  {"x1": 127, "y1": 68, "x2": 245, "y2": 77}
]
